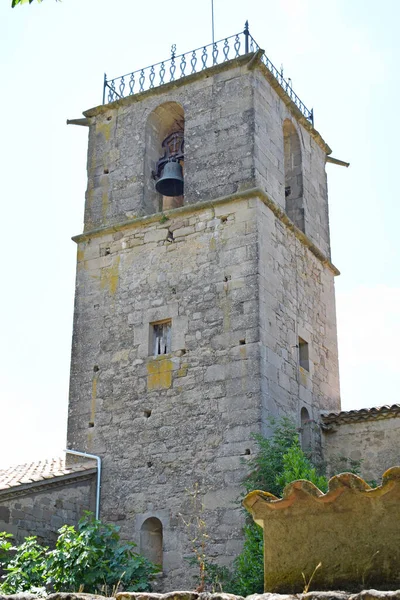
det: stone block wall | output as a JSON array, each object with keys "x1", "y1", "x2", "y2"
[
  {"x1": 321, "y1": 413, "x2": 400, "y2": 482},
  {"x1": 67, "y1": 191, "x2": 340, "y2": 587},
  {"x1": 253, "y1": 67, "x2": 331, "y2": 258},
  {"x1": 257, "y1": 199, "x2": 340, "y2": 436},
  {"x1": 0, "y1": 477, "x2": 96, "y2": 546},
  {"x1": 67, "y1": 197, "x2": 263, "y2": 587}
]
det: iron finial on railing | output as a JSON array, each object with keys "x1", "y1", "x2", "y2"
[
  {"x1": 244, "y1": 20, "x2": 249, "y2": 53},
  {"x1": 102, "y1": 73, "x2": 107, "y2": 106}
]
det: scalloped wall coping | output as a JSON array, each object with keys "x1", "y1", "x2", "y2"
[{"x1": 243, "y1": 467, "x2": 400, "y2": 593}]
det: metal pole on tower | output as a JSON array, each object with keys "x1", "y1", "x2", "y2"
[{"x1": 211, "y1": 0, "x2": 215, "y2": 46}]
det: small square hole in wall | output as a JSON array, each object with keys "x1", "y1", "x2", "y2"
[
  {"x1": 150, "y1": 320, "x2": 172, "y2": 356},
  {"x1": 298, "y1": 337, "x2": 310, "y2": 371}
]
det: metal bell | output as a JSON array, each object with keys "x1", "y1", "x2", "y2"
[{"x1": 155, "y1": 160, "x2": 184, "y2": 197}]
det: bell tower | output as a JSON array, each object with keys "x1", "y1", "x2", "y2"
[{"x1": 67, "y1": 24, "x2": 340, "y2": 588}]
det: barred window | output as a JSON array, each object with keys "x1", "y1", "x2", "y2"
[{"x1": 152, "y1": 321, "x2": 171, "y2": 356}]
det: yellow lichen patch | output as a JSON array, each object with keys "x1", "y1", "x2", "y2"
[
  {"x1": 87, "y1": 430, "x2": 94, "y2": 452},
  {"x1": 111, "y1": 349, "x2": 130, "y2": 363},
  {"x1": 209, "y1": 236, "x2": 217, "y2": 251},
  {"x1": 90, "y1": 375, "x2": 97, "y2": 423},
  {"x1": 222, "y1": 293, "x2": 231, "y2": 332},
  {"x1": 100, "y1": 255, "x2": 120, "y2": 296},
  {"x1": 77, "y1": 246, "x2": 85, "y2": 263},
  {"x1": 299, "y1": 367, "x2": 308, "y2": 387},
  {"x1": 97, "y1": 121, "x2": 112, "y2": 141},
  {"x1": 147, "y1": 358, "x2": 173, "y2": 390},
  {"x1": 101, "y1": 175, "x2": 109, "y2": 222},
  {"x1": 177, "y1": 365, "x2": 188, "y2": 378},
  {"x1": 87, "y1": 180, "x2": 94, "y2": 208}
]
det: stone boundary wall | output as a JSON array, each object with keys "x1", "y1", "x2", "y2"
[
  {"x1": 321, "y1": 411, "x2": 400, "y2": 482},
  {"x1": 0, "y1": 475, "x2": 96, "y2": 546},
  {"x1": 2, "y1": 589, "x2": 400, "y2": 600}
]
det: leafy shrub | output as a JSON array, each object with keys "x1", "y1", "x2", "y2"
[
  {"x1": 0, "y1": 536, "x2": 47, "y2": 594},
  {"x1": 0, "y1": 513, "x2": 158, "y2": 595},
  {"x1": 242, "y1": 417, "x2": 299, "y2": 496},
  {"x1": 276, "y1": 440, "x2": 328, "y2": 492},
  {"x1": 0, "y1": 532, "x2": 13, "y2": 568}
]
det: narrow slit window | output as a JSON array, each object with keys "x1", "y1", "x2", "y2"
[
  {"x1": 152, "y1": 321, "x2": 172, "y2": 356},
  {"x1": 298, "y1": 337, "x2": 309, "y2": 371}
]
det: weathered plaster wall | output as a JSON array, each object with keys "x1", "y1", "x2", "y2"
[
  {"x1": 322, "y1": 415, "x2": 400, "y2": 482},
  {"x1": 0, "y1": 478, "x2": 95, "y2": 546}
]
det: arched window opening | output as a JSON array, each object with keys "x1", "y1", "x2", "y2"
[
  {"x1": 300, "y1": 407, "x2": 311, "y2": 453},
  {"x1": 140, "y1": 517, "x2": 163, "y2": 567},
  {"x1": 144, "y1": 102, "x2": 184, "y2": 215},
  {"x1": 283, "y1": 119, "x2": 304, "y2": 232}
]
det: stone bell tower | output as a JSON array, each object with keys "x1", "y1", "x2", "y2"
[{"x1": 67, "y1": 25, "x2": 341, "y2": 589}]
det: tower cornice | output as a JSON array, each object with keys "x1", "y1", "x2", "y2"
[{"x1": 72, "y1": 187, "x2": 340, "y2": 276}]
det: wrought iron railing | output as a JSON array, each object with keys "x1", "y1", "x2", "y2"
[{"x1": 102, "y1": 22, "x2": 314, "y2": 126}]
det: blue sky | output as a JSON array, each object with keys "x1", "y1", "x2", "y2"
[{"x1": 0, "y1": 0, "x2": 399, "y2": 468}]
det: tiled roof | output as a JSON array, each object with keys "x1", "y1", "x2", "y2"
[
  {"x1": 0, "y1": 456, "x2": 97, "y2": 492},
  {"x1": 321, "y1": 404, "x2": 400, "y2": 426}
]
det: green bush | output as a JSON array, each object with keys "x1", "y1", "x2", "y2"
[
  {"x1": 276, "y1": 440, "x2": 328, "y2": 493},
  {"x1": 0, "y1": 513, "x2": 158, "y2": 595},
  {"x1": 0, "y1": 536, "x2": 47, "y2": 594}
]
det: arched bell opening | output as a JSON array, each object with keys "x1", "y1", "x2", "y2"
[
  {"x1": 140, "y1": 517, "x2": 163, "y2": 568},
  {"x1": 143, "y1": 102, "x2": 184, "y2": 215},
  {"x1": 283, "y1": 119, "x2": 304, "y2": 232},
  {"x1": 300, "y1": 406, "x2": 312, "y2": 453}
]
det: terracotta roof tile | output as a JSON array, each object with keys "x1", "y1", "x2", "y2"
[
  {"x1": 321, "y1": 404, "x2": 400, "y2": 425},
  {"x1": 0, "y1": 457, "x2": 97, "y2": 491}
]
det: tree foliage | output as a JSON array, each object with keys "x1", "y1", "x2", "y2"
[
  {"x1": 11, "y1": 0, "x2": 60, "y2": 8},
  {"x1": 0, "y1": 514, "x2": 158, "y2": 595}
]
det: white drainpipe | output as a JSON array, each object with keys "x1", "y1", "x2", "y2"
[{"x1": 64, "y1": 449, "x2": 102, "y2": 520}]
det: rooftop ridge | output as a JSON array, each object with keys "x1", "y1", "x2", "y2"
[
  {"x1": 0, "y1": 456, "x2": 97, "y2": 491},
  {"x1": 321, "y1": 403, "x2": 400, "y2": 425}
]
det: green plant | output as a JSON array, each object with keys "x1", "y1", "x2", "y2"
[
  {"x1": 0, "y1": 514, "x2": 158, "y2": 594},
  {"x1": 0, "y1": 532, "x2": 13, "y2": 568},
  {"x1": 45, "y1": 513, "x2": 158, "y2": 593},
  {"x1": 277, "y1": 441, "x2": 328, "y2": 492},
  {"x1": 242, "y1": 417, "x2": 299, "y2": 496},
  {"x1": 159, "y1": 213, "x2": 169, "y2": 224},
  {"x1": 0, "y1": 536, "x2": 47, "y2": 594},
  {"x1": 11, "y1": 0, "x2": 59, "y2": 6}
]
